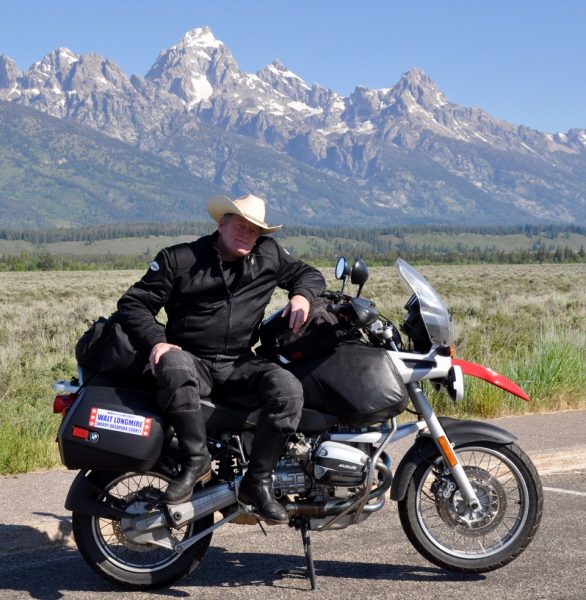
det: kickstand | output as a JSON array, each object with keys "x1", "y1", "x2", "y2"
[
  {"x1": 274, "y1": 518, "x2": 318, "y2": 590},
  {"x1": 300, "y1": 521, "x2": 317, "y2": 591},
  {"x1": 256, "y1": 519, "x2": 268, "y2": 536}
]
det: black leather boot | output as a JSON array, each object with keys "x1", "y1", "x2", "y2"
[
  {"x1": 163, "y1": 408, "x2": 212, "y2": 504},
  {"x1": 238, "y1": 426, "x2": 288, "y2": 524}
]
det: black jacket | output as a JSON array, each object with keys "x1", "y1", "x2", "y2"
[{"x1": 117, "y1": 233, "x2": 326, "y2": 358}]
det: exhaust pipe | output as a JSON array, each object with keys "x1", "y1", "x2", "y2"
[
  {"x1": 126, "y1": 481, "x2": 241, "y2": 552},
  {"x1": 284, "y1": 459, "x2": 393, "y2": 518},
  {"x1": 168, "y1": 480, "x2": 239, "y2": 528}
]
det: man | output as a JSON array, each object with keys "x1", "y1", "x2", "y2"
[{"x1": 117, "y1": 193, "x2": 325, "y2": 523}]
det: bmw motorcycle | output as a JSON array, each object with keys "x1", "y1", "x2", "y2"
[{"x1": 52, "y1": 257, "x2": 543, "y2": 590}]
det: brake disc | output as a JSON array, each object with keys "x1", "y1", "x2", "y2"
[{"x1": 433, "y1": 466, "x2": 508, "y2": 535}]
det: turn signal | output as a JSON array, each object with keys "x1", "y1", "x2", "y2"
[{"x1": 437, "y1": 436, "x2": 458, "y2": 467}]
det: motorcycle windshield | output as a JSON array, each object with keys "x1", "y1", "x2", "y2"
[{"x1": 396, "y1": 258, "x2": 453, "y2": 347}]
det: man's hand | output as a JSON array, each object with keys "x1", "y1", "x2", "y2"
[
  {"x1": 282, "y1": 294, "x2": 310, "y2": 333},
  {"x1": 149, "y1": 342, "x2": 182, "y2": 374}
]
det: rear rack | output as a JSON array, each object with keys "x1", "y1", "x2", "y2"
[{"x1": 52, "y1": 380, "x2": 81, "y2": 394}]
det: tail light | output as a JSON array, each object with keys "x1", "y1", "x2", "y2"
[{"x1": 53, "y1": 394, "x2": 76, "y2": 415}]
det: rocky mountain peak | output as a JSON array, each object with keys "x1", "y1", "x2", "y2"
[
  {"x1": 31, "y1": 47, "x2": 79, "y2": 79},
  {"x1": 257, "y1": 59, "x2": 310, "y2": 102},
  {"x1": 343, "y1": 86, "x2": 384, "y2": 124},
  {"x1": 145, "y1": 26, "x2": 239, "y2": 107},
  {"x1": 11, "y1": 48, "x2": 79, "y2": 107},
  {"x1": 65, "y1": 53, "x2": 133, "y2": 92},
  {"x1": 398, "y1": 67, "x2": 434, "y2": 86},
  {"x1": 391, "y1": 67, "x2": 448, "y2": 110},
  {"x1": 342, "y1": 68, "x2": 449, "y2": 128},
  {"x1": 179, "y1": 26, "x2": 224, "y2": 50},
  {"x1": 51, "y1": 47, "x2": 79, "y2": 67},
  {"x1": 0, "y1": 55, "x2": 20, "y2": 88}
]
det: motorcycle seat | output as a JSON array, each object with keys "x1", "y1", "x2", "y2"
[{"x1": 201, "y1": 398, "x2": 339, "y2": 433}]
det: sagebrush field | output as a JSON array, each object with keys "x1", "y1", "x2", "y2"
[{"x1": 1, "y1": 263, "x2": 585, "y2": 474}]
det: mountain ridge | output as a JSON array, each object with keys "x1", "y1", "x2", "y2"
[{"x1": 1, "y1": 26, "x2": 585, "y2": 227}]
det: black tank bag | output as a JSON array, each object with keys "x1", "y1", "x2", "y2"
[
  {"x1": 258, "y1": 296, "x2": 408, "y2": 425},
  {"x1": 288, "y1": 342, "x2": 409, "y2": 426}
]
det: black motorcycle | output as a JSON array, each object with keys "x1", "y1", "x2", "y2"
[{"x1": 52, "y1": 257, "x2": 542, "y2": 590}]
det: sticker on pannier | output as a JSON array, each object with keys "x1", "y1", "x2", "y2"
[{"x1": 89, "y1": 407, "x2": 153, "y2": 437}]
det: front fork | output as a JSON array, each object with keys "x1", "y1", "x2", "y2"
[{"x1": 407, "y1": 382, "x2": 482, "y2": 511}]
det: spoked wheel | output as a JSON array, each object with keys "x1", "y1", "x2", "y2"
[
  {"x1": 72, "y1": 470, "x2": 214, "y2": 590},
  {"x1": 398, "y1": 442, "x2": 543, "y2": 573}
]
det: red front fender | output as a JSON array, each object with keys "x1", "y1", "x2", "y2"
[{"x1": 452, "y1": 358, "x2": 530, "y2": 401}]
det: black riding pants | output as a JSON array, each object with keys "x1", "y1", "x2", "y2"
[{"x1": 154, "y1": 350, "x2": 304, "y2": 434}]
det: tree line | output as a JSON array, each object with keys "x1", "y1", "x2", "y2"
[
  {"x1": 2, "y1": 222, "x2": 586, "y2": 245},
  {"x1": 1, "y1": 222, "x2": 586, "y2": 271},
  {"x1": 1, "y1": 244, "x2": 585, "y2": 272},
  {"x1": 0, "y1": 222, "x2": 216, "y2": 244}
]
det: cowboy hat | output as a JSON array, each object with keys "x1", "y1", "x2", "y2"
[{"x1": 207, "y1": 194, "x2": 282, "y2": 234}]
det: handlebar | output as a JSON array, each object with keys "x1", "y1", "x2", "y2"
[
  {"x1": 325, "y1": 294, "x2": 380, "y2": 327},
  {"x1": 322, "y1": 291, "x2": 404, "y2": 351},
  {"x1": 328, "y1": 301, "x2": 355, "y2": 318}
]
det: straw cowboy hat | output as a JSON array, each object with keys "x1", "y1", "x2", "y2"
[{"x1": 207, "y1": 194, "x2": 282, "y2": 234}]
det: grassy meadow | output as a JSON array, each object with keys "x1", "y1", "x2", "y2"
[{"x1": 1, "y1": 262, "x2": 585, "y2": 475}]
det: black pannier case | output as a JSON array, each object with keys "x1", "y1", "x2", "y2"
[
  {"x1": 58, "y1": 386, "x2": 165, "y2": 471},
  {"x1": 288, "y1": 342, "x2": 409, "y2": 426}
]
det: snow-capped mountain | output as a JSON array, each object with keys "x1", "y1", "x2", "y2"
[{"x1": 1, "y1": 26, "x2": 586, "y2": 226}]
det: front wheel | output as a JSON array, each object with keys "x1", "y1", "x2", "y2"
[
  {"x1": 398, "y1": 442, "x2": 543, "y2": 573},
  {"x1": 72, "y1": 470, "x2": 214, "y2": 590}
]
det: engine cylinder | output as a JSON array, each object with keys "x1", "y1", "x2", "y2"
[
  {"x1": 314, "y1": 441, "x2": 368, "y2": 486},
  {"x1": 272, "y1": 459, "x2": 309, "y2": 497}
]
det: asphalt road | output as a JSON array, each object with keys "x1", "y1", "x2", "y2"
[{"x1": 1, "y1": 410, "x2": 585, "y2": 599}]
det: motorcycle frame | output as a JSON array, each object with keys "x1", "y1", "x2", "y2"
[
  {"x1": 60, "y1": 344, "x2": 485, "y2": 551},
  {"x1": 55, "y1": 291, "x2": 513, "y2": 552}
]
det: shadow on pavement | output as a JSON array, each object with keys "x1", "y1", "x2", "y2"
[
  {"x1": 0, "y1": 544, "x2": 484, "y2": 597},
  {"x1": 191, "y1": 546, "x2": 485, "y2": 589},
  {"x1": 0, "y1": 513, "x2": 71, "y2": 553}
]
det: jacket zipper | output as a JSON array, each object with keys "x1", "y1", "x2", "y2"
[
  {"x1": 217, "y1": 250, "x2": 253, "y2": 355},
  {"x1": 223, "y1": 291, "x2": 232, "y2": 354},
  {"x1": 217, "y1": 254, "x2": 232, "y2": 354}
]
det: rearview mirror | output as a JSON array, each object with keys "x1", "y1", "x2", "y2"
[
  {"x1": 335, "y1": 257, "x2": 369, "y2": 296},
  {"x1": 350, "y1": 259, "x2": 369, "y2": 287},
  {"x1": 335, "y1": 256, "x2": 351, "y2": 280}
]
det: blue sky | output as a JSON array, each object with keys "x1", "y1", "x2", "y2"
[{"x1": 1, "y1": 0, "x2": 585, "y2": 133}]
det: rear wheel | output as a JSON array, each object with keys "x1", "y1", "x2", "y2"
[
  {"x1": 72, "y1": 469, "x2": 213, "y2": 590},
  {"x1": 398, "y1": 442, "x2": 543, "y2": 573}
]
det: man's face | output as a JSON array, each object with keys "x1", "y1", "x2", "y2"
[{"x1": 217, "y1": 214, "x2": 261, "y2": 260}]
